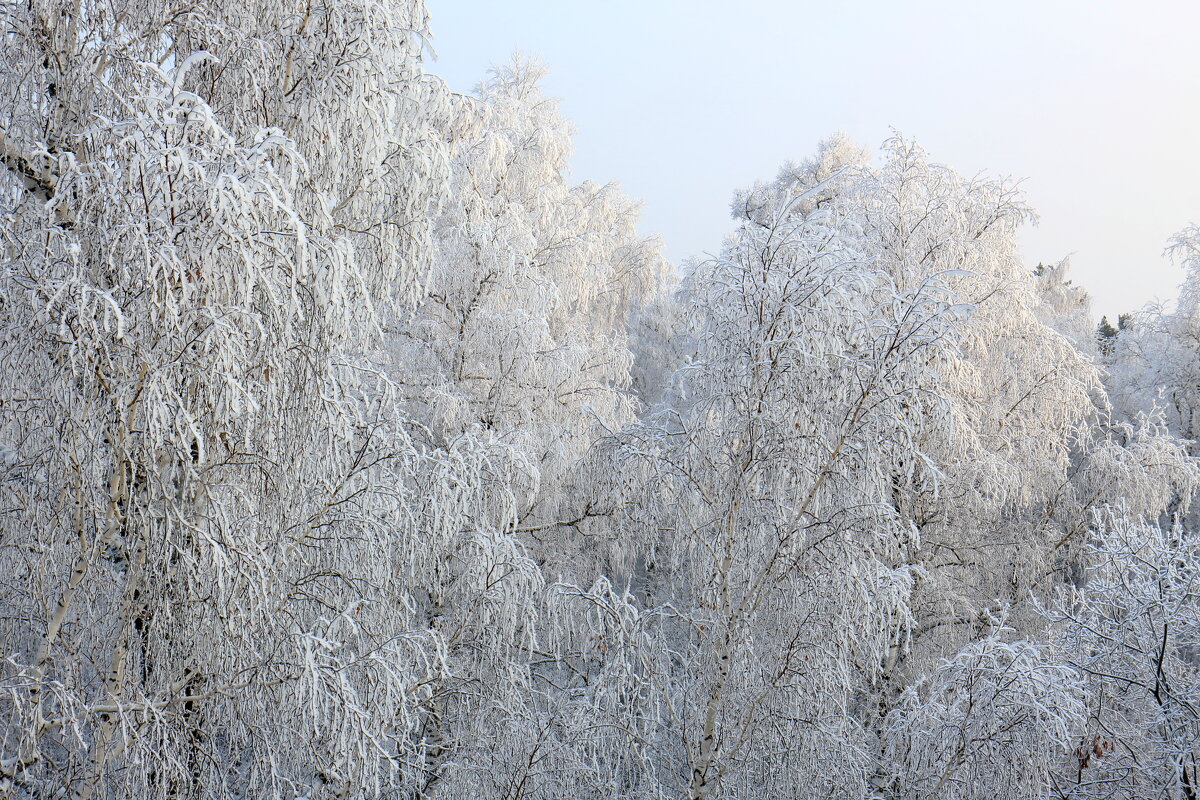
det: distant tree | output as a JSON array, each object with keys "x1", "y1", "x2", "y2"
[
  {"x1": 1098, "y1": 316, "x2": 1119, "y2": 339},
  {"x1": 1098, "y1": 315, "x2": 1119, "y2": 356},
  {"x1": 1030, "y1": 259, "x2": 1097, "y2": 355},
  {"x1": 1094, "y1": 310, "x2": 1133, "y2": 360},
  {"x1": 1106, "y1": 226, "x2": 1200, "y2": 444}
]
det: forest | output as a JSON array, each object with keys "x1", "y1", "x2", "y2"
[{"x1": 1, "y1": 1, "x2": 1198, "y2": 799}]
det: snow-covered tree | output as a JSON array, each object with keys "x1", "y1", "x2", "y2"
[
  {"x1": 1033, "y1": 258, "x2": 1098, "y2": 357},
  {"x1": 0, "y1": 0, "x2": 507, "y2": 797},
  {"x1": 583, "y1": 134, "x2": 1164, "y2": 800},
  {"x1": 1052, "y1": 224, "x2": 1200, "y2": 800},
  {"x1": 587, "y1": 142, "x2": 989, "y2": 800},
  {"x1": 369, "y1": 58, "x2": 670, "y2": 797},
  {"x1": 388, "y1": 57, "x2": 668, "y2": 533},
  {"x1": 1107, "y1": 227, "x2": 1200, "y2": 445},
  {"x1": 1053, "y1": 506, "x2": 1200, "y2": 800},
  {"x1": 886, "y1": 632, "x2": 1085, "y2": 800},
  {"x1": 3, "y1": 9, "x2": 1198, "y2": 795}
]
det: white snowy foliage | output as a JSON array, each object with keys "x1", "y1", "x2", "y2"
[
  {"x1": 592, "y1": 149, "x2": 979, "y2": 800},
  {"x1": 0, "y1": 0, "x2": 495, "y2": 797},
  {"x1": 584, "y1": 134, "x2": 1148, "y2": 800},
  {"x1": 388, "y1": 58, "x2": 669, "y2": 531},
  {"x1": 1, "y1": 12, "x2": 1197, "y2": 797},
  {"x1": 1108, "y1": 227, "x2": 1200, "y2": 447},
  {"x1": 1054, "y1": 509, "x2": 1200, "y2": 800},
  {"x1": 1033, "y1": 257, "x2": 1098, "y2": 357},
  {"x1": 886, "y1": 633, "x2": 1085, "y2": 800}
]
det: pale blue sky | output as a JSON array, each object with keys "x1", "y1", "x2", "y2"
[{"x1": 427, "y1": 1, "x2": 1200, "y2": 320}]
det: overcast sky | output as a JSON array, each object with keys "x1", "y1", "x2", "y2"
[{"x1": 427, "y1": 1, "x2": 1200, "y2": 320}]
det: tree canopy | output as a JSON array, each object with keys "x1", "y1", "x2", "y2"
[{"x1": 1, "y1": 5, "x2": 1198, "y2": 799}]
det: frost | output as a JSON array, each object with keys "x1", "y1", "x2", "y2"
[{"x1": 1, "y1": 7, "x2": 1198, "y2": 800}]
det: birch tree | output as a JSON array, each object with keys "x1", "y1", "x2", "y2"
[
  {"x1": 4, "y1": 8, "x2": 1198, "y2": 796},
  {"x1": 589, "y1": 153, "x2": 972, "y2": 800},
  {"x1": 1105, "y1": 227, "x2": 1200, "y2": 445},
  {"x1": 0, "y1": 0, "x2": 503, "y2": 797},
  {"x1": 832, "y1": 141, "x2": 1200, "y2": 800},
  {"x1": 370, "y1": 58, "x2": 669, "y2": 798},
  {"x1": 388, "y1": 57, "x2": 668, "y2": 534},
  {"x1": 1051, "y1": 224, "x2": 1200, "y2": 800},
  {"x1": 1033, "y1": 258, "x2": 1098, "y2": 357},
  {"x1": 586, "y1": 134, "x2": 1143, "y2": 800},
  {"x1": 1052, "y1": 506, "x2": 1200, "y2": 800}
]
